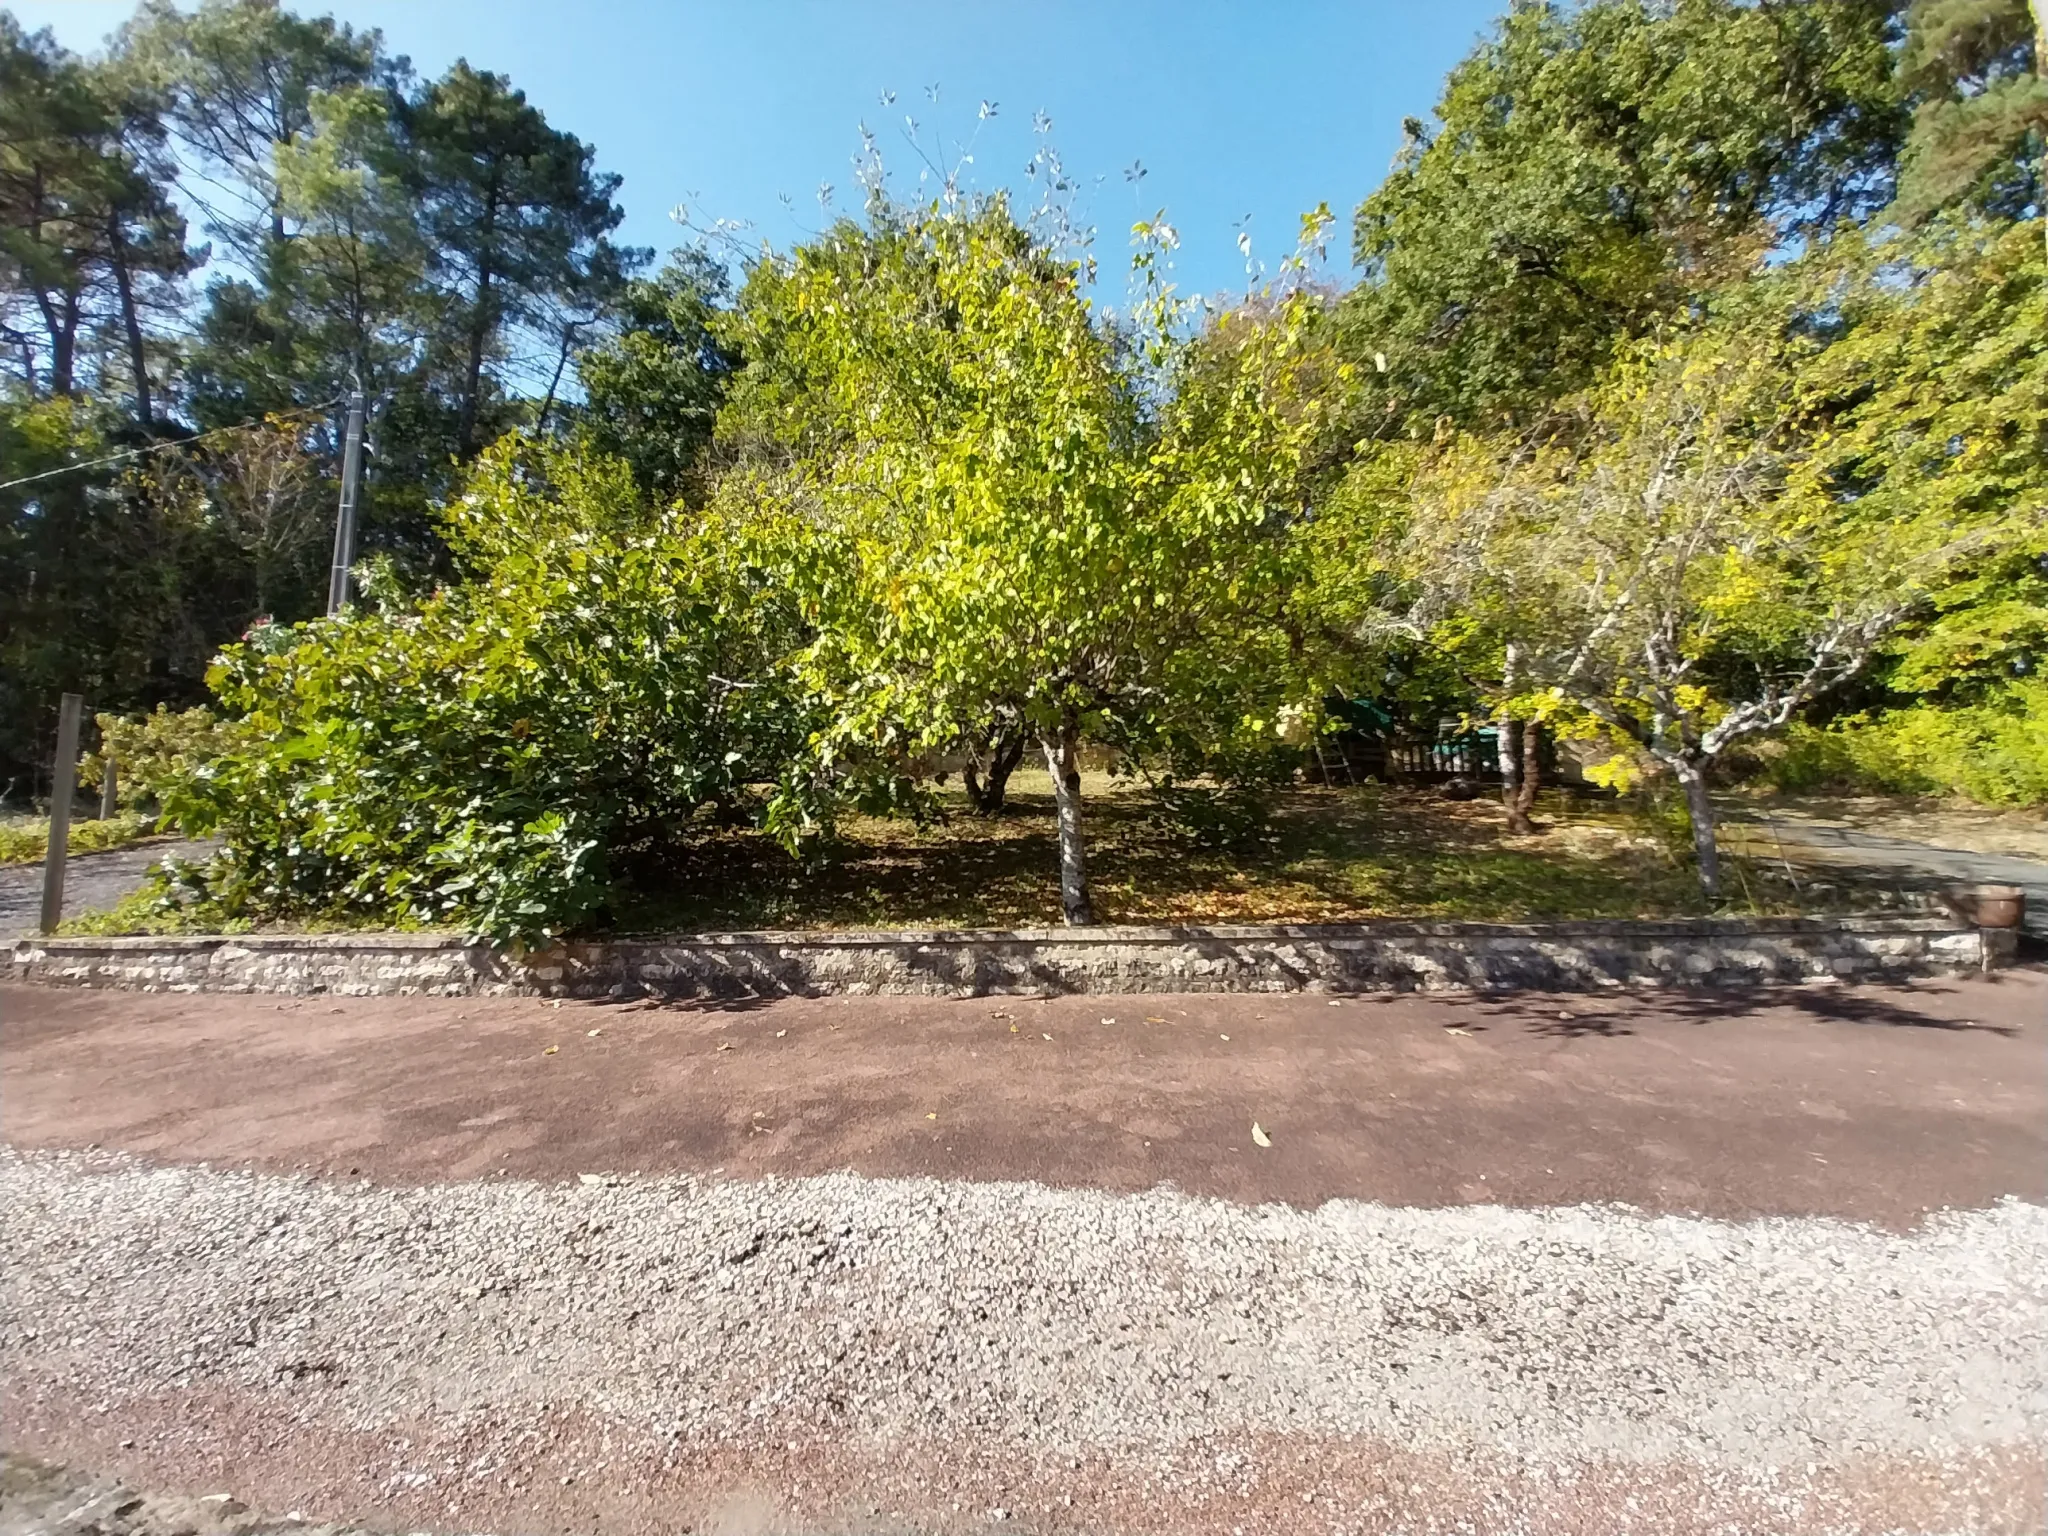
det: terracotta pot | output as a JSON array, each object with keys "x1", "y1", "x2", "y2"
[{"x1": 1945, "y1": 884, "x2": 2026, "y2": 929}]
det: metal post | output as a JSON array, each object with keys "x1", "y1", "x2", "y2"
[
  {"x1": 40, "y1": 692, "x2": 83, "y2": 934},
  {"x1": 326, "y1": 388, "x2": 366, "y2": 616},
  {"x1": 99, "y1": 755, "x2": 118, "y2": 820}
]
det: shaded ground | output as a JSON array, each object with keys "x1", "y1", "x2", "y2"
[
  {"x1": 4, "y1": 970, "x2": 2040, "y2": 1227},
  {"x1": 606, "y1": 777, "x2": 1854, "y2": 933}
]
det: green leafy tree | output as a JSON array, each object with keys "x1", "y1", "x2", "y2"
[
  {"x1": 1398, "y1": 224, "x2": 2044, "y2": 894},
  {"x1": 574, "y1": 247, "x2": 738, "y2": 503},
  {"x1": 1343, "y1": 0, "x2": 1905, "y2": 430},
  {"x1": 716, "y1": 197, "x2": 1351, "y2": 923},
  {"x1": 1895, "y1": 0, "x2": 2047, "y2": 237},
  {"x1": 403, "y1": 61, "x2": 639, "y2": 457}
]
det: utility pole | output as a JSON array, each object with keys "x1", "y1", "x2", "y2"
[
  {"x1": 326, "y1": 387, "x2": 366, "y2": 616},
  {"x1": 40, "y1": 692, "x2": 83, "y2": 935}
]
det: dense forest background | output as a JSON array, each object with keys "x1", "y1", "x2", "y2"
[{"x1": 3, "y1": 0, "x2": 2043, "y2": 917}]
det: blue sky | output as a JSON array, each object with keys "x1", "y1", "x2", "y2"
[{"x1": 14, "y1": 0, "x2": 1505, "y2": 300}]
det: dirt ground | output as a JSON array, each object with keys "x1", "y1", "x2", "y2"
[{"x1": 3, "y1": 971, "x2": 2042, "y2": 1226}]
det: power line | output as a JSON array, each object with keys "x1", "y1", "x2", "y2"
[{"x1": 0, "y1": 396, "x2": 346, "y2": 493}]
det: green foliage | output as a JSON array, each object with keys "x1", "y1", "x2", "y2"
[
  {"x1": 0, "y1": 811, "x2": 158, "y2": 865},
  {"x1": 1894, "y1": 0, "x2": 2046, "y2": 226},
  {"x1": 1785, "y1": 219, "x2": 2048, "y2": 702},
  {"x1": 1343, "y1": 0, "x2": 1905, "y2": 429},
  {"x1": 1385, "y1": 213, "x2": 2044, "y2": 895},
  {"x1": 403, "y1": 60, "x2": 641, "y2": 456},
  {"x1": 1770, "y1": 685, "x2": 2048, "y2": 804},
  {"x1": 575, "y1": 249, "x2": 738, "y2": 503},
  {"x1": 155, "y1": 439, "x2": 818, "y2": 942},
  {"x1": 712, "y1": 194, "x2": 1357, "y2": 920},
  {"x1": 83, "y1": 703, "x2": 241, "y2": 809}
]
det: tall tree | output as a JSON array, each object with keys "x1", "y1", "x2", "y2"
[
  {"x1": 116, "y1": 0, "x2": 380, "y2": 258},
  {"x1": 1894, "y1": 0, "x2": 2047, "y2": 243},
  {"x1": 1342, "y1": 0, "x2": 1905, "y2": 431},
  {"x1": 573, "y1": 248, "x2": 737, "y2": 503},
  {"x1": 1395, "y1": 223, "x2": 2045, "y2": 896},
  {"x1": 268, "y1": 82, "x2": 428, "y2": 394},
  {"x1": 403, "y1": 61, "x2": 636, "y2": 457},
  {"x1": 718, "y1": 198, "x2": 1350, "y2": 923},
  {"x1": 1, "y1": 16, "x2": 192, "y2": 407}
]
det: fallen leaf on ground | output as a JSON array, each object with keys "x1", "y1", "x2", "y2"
[
  {"x1": 1009, "y1": 1025, "x2": 1019, "y2": 1033},
  {"x1": 1042, "y1": 1033, "x2": 1053, "y2": 1041},
  {"x1": 1145, "y1": 1016, "x2": 1166, "y2": 1023},
  {"x1": 1100, "y1": 1016, "x2": 1116, "y2": 1025},
  {"x1": 716, "y1": 1042, "x2": 733, "y2": 1052},
  {"x1": 1219, "y1": 1033, "x2": 1230, "y2": 1041},
  {"x1": 586, "y1": 1028, "x2": 602, "y2": 1037},
  {"x1": 775, "y1": 1029, "x2": 786, "y2": 1038},
  {"x1": 1328, "y1": 1000, "x2": 1343, "y2": 1007},
  {"x1": 926, "y1": 1112, "x2": 937, "y2": 1120},
  {"x1": 1444, "y1": 1026, "x2": 1471, "y2": 1037},
  {"x1": 1251, "y1": 1122, "x2": 1272, "y2": 1148}
]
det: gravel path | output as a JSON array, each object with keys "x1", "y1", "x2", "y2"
[{"x1": 5, "y1": 1147, "x2": 2044, "y2": 1533}]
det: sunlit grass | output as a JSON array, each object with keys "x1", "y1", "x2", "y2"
[{"x1": 0, "y1": 811, "x2": 163, "y2": 867}]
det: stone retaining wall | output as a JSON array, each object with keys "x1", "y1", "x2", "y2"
[{"x1": 9, "y1": 915, "x2": 2016, "y2": 999}]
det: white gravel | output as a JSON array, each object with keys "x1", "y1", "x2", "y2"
[{"x1": 4, "y1": 1147, "x2": 2045, "y2": 1471}]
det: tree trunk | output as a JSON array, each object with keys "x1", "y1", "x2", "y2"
[
  {"x1": 1674, "y1": 759, "x2": 1722, "y2": 900},
  {"x1": 107, "y1": 215, "x2": 153, "y2": 428},
  {"x1": 533, "y1": 321, "x2": 579, "y2": 436},
  {"x1": 1040, "y1": 724, "x2": 1094, "y2": 925},
  {"x1": 33, "y1": 283, "x2": 79, "y2": 397},
  {"x1": 963, "y1": 724, "x2": 1026, "y2": 815},
  {"x1": 1512, "y1": 719, "x2": 1542, "y2": 830},
  {"x1": 457, "y1": 177, "x2": 501, "y2": 457},
  {"x1": 1498, "y1": 715, "x2": 1533, "y2": 833}
]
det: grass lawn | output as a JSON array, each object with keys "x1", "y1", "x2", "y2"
[
  {"x1": 603, "y1": 771, "x2": 1875, "y2": 933},
  {"x1": 0, "y1": 811, "x2": 165, "y2": 867}
]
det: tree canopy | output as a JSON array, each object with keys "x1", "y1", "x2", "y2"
[{"x1": 4, "y1": 0, "x2": 2044, "y2": 931}]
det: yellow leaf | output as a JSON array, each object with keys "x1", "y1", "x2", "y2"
[{"x1": 1251, "y1": 1122, "x2": 1272, "y2": 1148}]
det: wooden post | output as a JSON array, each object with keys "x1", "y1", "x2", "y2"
[{"x1": 41, "y1": 692, "x2": 84, "y2": 934}]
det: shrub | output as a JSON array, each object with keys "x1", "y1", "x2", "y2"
[
  {"x1": 83, "y1": 705, "x2": 242, "y2": 810},
  {"x1": 1768, "y1": 684, "x2": 2048, "y2": 806},
  {"x1": 155, "y1": 441, "x2": 819, "y2": 942}
]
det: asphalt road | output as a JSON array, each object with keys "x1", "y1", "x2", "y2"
[
  {"x1": 4, "y1": 972, "x2": 2042, "y2": 1227},
  {"x1": 4, "y1": 975, "x2": 2044, "y2": 1536},
  {"x1": 1729, "y1": 807, "x2": 2048, "y2": 933}
]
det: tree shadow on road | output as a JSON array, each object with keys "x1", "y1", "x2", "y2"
[{"x1": 1456, "y1": 971, "x2": 2035, "y2": 1039}]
